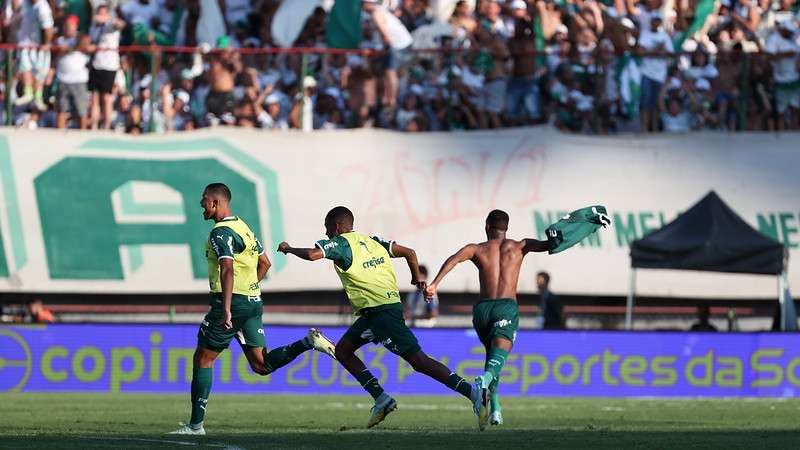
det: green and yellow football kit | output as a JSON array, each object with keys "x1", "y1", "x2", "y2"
[{"x1": 316, "y1": 231, "x2": 473, "y2": 403}]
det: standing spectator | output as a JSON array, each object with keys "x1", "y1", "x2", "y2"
[
  {"x1": 55, "y1": 16, "x2": 90, "y2": 129},
  {"x1": 88, "y1": 3, "x2": 124, "y2": 130},
  {"x1": 690, "y1": 305, "x2": 718, "y2": 331},
  {"x1": 637, "y1": 14, "x2": 674, "y2": 132},
  {"x1": 659, "y1": 79, "x2": 696, "y2": 132},
  {"x1": 404, "y1": 265, "x2": 438, "y2": 327},
  {"x1": 362, "y1": 0, "x2": 413, "y2": 114},
  {"x1": 204, "y1": 37, "x2": 242, "y2": 125},
  {"x1": 765, "y1": 19, "x2": 800, "y2": 130},
  {"x1": 473, "y1": 24, "x2": 510, "y2": 128},
  {"x1": 537, "y1": 271, "x2": 564, "y2": 330},
  {"x1": 26, "y1": 298, "x2": 55, "y2": 323},
  {"x1": 507, "y1": 15, "x2": 541, "y2": 125},
  {"x1": 14, "y1": 0, "x2": 55, "y2": 111},
  {"x1": 258, "y1": 92, "x2": 288, "y2": 130}
]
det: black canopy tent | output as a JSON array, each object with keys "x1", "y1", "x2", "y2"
[{"x1": 626, "y1": 191, "x2": 794, "y2": 330}]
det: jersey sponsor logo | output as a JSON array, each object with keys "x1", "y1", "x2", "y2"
[
  {"x1": 493, "y1": 319, "x2": 512, "y2": 328},
  {"x1": 362, "y1": 256, "x2": 386, "y2": 269},
  {"x1": 322, "y1": 241, "x2": 338, "y2": 251},
  {"x1": 386, "y1": 291, "x2": 400, "y2": 299}
]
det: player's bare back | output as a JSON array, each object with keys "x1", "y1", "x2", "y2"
[{"x1": 471, "y1": 239, "x2": 528, "y2": 301}]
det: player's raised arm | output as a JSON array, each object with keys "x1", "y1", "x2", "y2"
[
  {"x1": 522, "y1": 238, "x2": 550, "y2": 255},
  {"x1": 389, "y1": 241, "x2": 426, "y2": 289},
  {"x1": 425, "y1": 244, "x2": 477, "y2": 299},
  {"x1": 277, "y1": 241, "x2": 325, "y2": 261}
]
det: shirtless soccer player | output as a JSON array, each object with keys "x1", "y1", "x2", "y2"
[
  {"x1": 169, "y1": 183, "x2": 337, "y2": 435},
  {"x1": 425, "y1": 209, "x2": 551, "y2": 430},
  {"x1": 278, "y1": 206, "x2": 484, "y2": 429}
]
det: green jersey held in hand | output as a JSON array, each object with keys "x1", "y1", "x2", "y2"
[{"x1": 546, "y1": 205, "x2": 611, "y2": 254}]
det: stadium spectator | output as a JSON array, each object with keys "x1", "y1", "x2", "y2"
[
  {"x1": 362, "y1": 0, "x2": 413, "y2": 114},
  {"x1": 88, "y1": 3, "x2": 125, "y2": 130},
  {"x1": 637, "y1": 14, "x2": 674, "y2": 132},
  {"x1": 765, "y1": 18, "x2": 800, "y2": 130},
  {"x1": 690, "y1": 305, "x2": 718, "y2": 331},
  {"x1": 204, "y1": 37, "x2": 242, "y2": 126},
  {"x1": 404, "y1": 265, "x2": 439, "y2": 327},
  {"x1": 12, "y1": 0, "x2": 55, "y2": 111},
  {"x1": 55, "y1": 15, "x2": 90, "y2": 129},
  {"x1": 26, "y1": 298, "x2": 55, "y2": 323},
  {"x1": 537, "y1": 271, "x2": 564, "y2": 330}
]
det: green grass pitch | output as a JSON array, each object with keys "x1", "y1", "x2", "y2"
[{"x1": 1, "y1": 393, "x2": 799, "y2": 449}]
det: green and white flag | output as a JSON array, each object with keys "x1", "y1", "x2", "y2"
[
  {"x1": 617, "y1": 54, "x2": 642, "y2": 118},
  {"x1": 326, "y1": 0, "x2": 363, "y2": 49},
  {"x1": 673, "y1": 0, "x2": 717, "y2": 48}
]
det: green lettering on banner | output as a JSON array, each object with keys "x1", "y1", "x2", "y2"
[
  {"x1": 397, "y1": 358, "x2": 415, "y2": 383},
  {"x1": 0, "y1": 136, "x2": 27, "y2": 272},
  {"x1": 41, "y1": 346, "x2": 69, "y2": 382},
  {"x1": 521, "y1": 354, "x2": 548, "y2": 393},
  {"x1": 72, "y1": 347, "x2": 106, "y2": 382},
  {"x1": 756, "y1": 214, "x2": 779, "y2": 240},
  {"x1": 110, "y1": 347, "x2": 144, "y2": 392},
  {"x1": 501, "y1": 354, "x2": 519, "y2": 384},
  {"x1": 614, "y1": 213, "x2": 638, "y2": 246},
  {"x1": 651, "y1": 356, "x2": 677, "y2": 386},
  {"x1": 286, "y1": 352, "x2": 309, "y2": 385},
  {"x1": 167, "y1": 348, "x2": 194, "y2": 382},
  {"x1": 638, "y1": 212, "x2": 658, "y2": 237},
  {"x1": 581, "y1": 354, "x2": 600, "y2": 385},
  {"x1": 685, "y1": 351, "x2": 713, "y2": 387},
  {"x1": 553, "y1": 355, "x2": 580, "y2": 385},
  {"x1": 602, "y1": 349, "x2": 620, "y2": 385},
  {"x1": 455, "y1": 346, "x2": 487, "y2": 381},
  {"x1": 715, "y1": 357, "x2": 743, "y2": 387},
  {"x1": 786, "y1": 357, "x2": 800, "y2": 386},
  {"x1": 0, "y1": 218, "x2": 8, "y2": 277},
  {"x1": 311, "y1": 352, "x2": 337, "y2": 386},
  {"x1": 779, "y1": 213, "x2": 798, "y2": 248},
  {"x1": 366, "y1": 346, "x2": 389, "y2": 385},
  {"x1": 751, "y1": 349, "x2": 784, "y2": 387},
  {"x1": 149, "y1": 332, "x2": 162, "y2": 382},
  {"x1": 35, "y1": 157, "x2": 262, "y2": 280},
  {"x1": 620, "y1": 356, "x2": 647, "y2": 386}
]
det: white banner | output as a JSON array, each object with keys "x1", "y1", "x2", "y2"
[{"x1": 0, "y1": 127, "x2": 796, "y2": 298}]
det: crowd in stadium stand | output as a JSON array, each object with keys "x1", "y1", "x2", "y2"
[{"x1": 1, "y1": 0, "x2": 799, "y2": 133}]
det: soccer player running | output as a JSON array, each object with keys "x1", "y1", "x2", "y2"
[
  {"x1": 170, "y1": 183, "x2": 336, "y2": 435},
  {"x1": 425, "y1": 209, "x2": 550, "y2": 430},
  {"x1": 278, "y1": 206, "x2": 483, "y2": 429}
]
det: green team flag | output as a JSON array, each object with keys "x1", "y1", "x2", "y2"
[
  {"x1": 617, "y1": 53, "x2": 642, "y2": 118},
  {"x1": 673, "y1": 0, "x2": 716, "y2": 49},
  {"x1": 326, "y1": 0, "x2": 363, "y2": 49},
  {"x1": 546, "y1": 206, "x2": 611, "y2": 254}
]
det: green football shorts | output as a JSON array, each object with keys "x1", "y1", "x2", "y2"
[
  {"x1": 197, "y1": 293, "x2": 266, "y2": 352},
  {"x1": 342, "y1": 302, "x2": 421, "y2": 357},
  {"x1": 472, "y1": 299, "x2": 520, "y2": 345}
]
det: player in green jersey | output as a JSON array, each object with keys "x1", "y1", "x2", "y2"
[
  {"x1": 169, "y1": 183, "x2": 337, "y2": 435},
  {"x1": 278, "y1": 206, "x2": 484, "y2": 429},
  {"x1": 425, "y1": 210, "x2": 552, "y2": 430}
]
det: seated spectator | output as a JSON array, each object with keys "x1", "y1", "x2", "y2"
[
  {"x1": 259, "y1": 93, "x2": 288, "y2": 130},
  {"x1": 27, "y1": 299, "x2": 55, "y2": 323},
  {"x1": 659, "y1": 81, "x2": 696, "y2": 133},
  {"x1": 690, "y1": 305, "x2": 718, "y2": 332}
]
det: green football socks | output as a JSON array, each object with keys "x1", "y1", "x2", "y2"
[
  {"x1": 263, "y1": 339, "x2": 313, "y2": 374},
  {"x1": 190, "y1": 367, "x2": 212, "y2": 426},
  {"x1": 356, "y1": 369, "x2": 385, "y2": 399},
  {"x1": 484, "y1": 347, "x2": 509, "y2": 384},
  {"x1": 446, "y1": 372, "x2": 474, "y2": 399}
]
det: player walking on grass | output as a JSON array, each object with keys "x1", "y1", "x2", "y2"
[
  {"x1": 278, "y1": 206, "x2": 484, "y2": 429},
  {"x1": 169, "y1": 183, "x2": 336, "y2": 435},
  {"x1": 426, "y1": 208, "x2": 609, "y2": 430}
]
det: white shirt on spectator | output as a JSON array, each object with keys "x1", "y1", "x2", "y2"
[
  {"x1": 17, "y1": 0, "x2": 53, "y2": 45},
  {"x1": 765, "y1": 31, "x2": 800, "y2": 84},
  {"x1": 90, "y1": 22, "x2": 121, "y2": 71},
  {"x1": 225, "y1": 0, "x2": 250, "y2": 27},
  {"x1": 121, "y1": 0, "x2": 158, "y2": 26},
  {"x1": 661, "y1": 110, "x2": 691, "y2": 132},
  {"x1": 371, "y1": 5, "x2": 413, "y2": 50},
  {"x1": 638, "y1": 30, "x2": 674, "y2": 83},
  {"x1": 55, "y1": 36, "x2": 89, "y2": 84},
  {"x1": 684, "y1": 64, "x2": 719, "y2": 81}
]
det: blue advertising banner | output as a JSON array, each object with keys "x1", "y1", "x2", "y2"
[{"x1": 2, "y1": 325, "x2": 800, "y2": 397}]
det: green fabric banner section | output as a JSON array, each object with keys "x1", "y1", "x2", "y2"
[
  {"x1": 673, "y1": 0, "x2": 716, "y2": 49},
  {"x1": 326, "y1": 0, "x2": 363, "y2": 49}
]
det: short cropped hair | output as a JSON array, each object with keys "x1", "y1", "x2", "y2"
[
  {"x1": 537, "y1": 271, "x2": 550, "y2": 285},
  {"x1": 326, "y1": 206, "x2": 354, "y2": 227},
  {"x1": 486, "y1": 209, "x2": 509, "y2": 231},
  {"x1": 205, "y1": 183, "x2": 231, "y2": 201}
]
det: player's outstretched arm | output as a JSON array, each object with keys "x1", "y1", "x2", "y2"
[
  {"x1": 257, "y1": 252, "x2": 271, "y2": 281},
  {"x1": 277, "y1": 241, "x2": 325, "y2": 261},
  {"x1": 522, "y1": 238, "x2": 550, "y2": 255},
  {"x1": 425, "y1": 244, "x2": 476, "y2": 299},
  {"x1": 390, "y1": 242, "x2": 426, "y2": 290}
]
